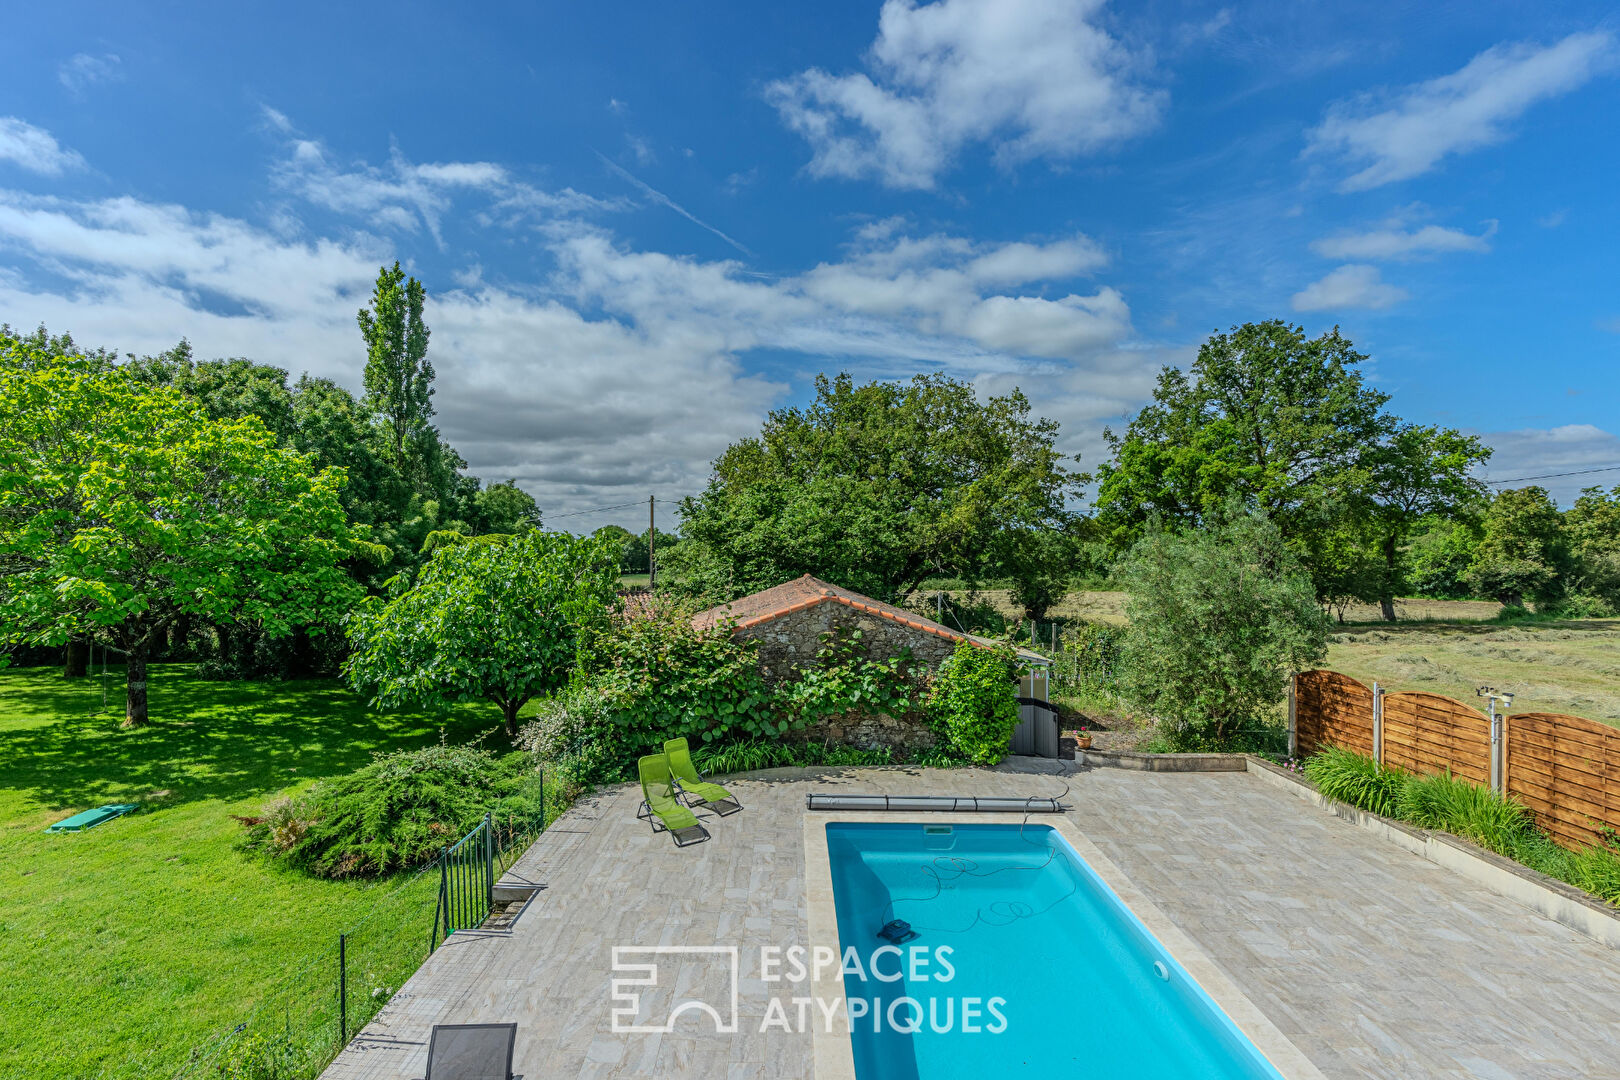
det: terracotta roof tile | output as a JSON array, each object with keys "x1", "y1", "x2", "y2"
[{"x1": 690, "y1": 574, "x2": 1050, "y2": 663}]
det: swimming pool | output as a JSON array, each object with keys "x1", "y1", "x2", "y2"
[{"x1": 825, "y1": 822, "x2": 1289, "y2": 1080}]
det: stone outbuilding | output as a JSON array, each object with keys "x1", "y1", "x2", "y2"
[{"x1": 691, "y1": 574, "x2": 1051, "y2": 753}]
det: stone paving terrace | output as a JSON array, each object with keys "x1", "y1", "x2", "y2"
[{"x1": 321, "y1": 761, "x2": 1620, "y2": 1080}]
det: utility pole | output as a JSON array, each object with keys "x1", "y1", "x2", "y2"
[{"x1": 648, "y1": 495, "x2": 656, "y2": 590}]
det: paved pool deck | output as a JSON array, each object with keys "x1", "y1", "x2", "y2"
[{"x1": 320, "y1": 760, "x2": 1620, "y2": 1080}]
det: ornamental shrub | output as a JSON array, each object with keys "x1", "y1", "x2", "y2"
[
  {"x1": 925, "y1": 639, "x2": 1021, "y2": 765},
  {"x1": 238, "y1": 744, "x2": 542, "y2": 878}
]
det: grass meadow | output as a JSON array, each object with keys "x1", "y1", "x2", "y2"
[{"x1": 0, "y1": 664, "x2": 506, "y2": 1080}]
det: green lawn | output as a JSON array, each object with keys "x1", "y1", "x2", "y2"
[{"x1": 0, "y1": 664, "x2": 502, "y2": 1080}]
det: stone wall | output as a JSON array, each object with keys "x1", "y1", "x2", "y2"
[{"x1": 733, "y1": 603, "x2": 959, "y2": 752}]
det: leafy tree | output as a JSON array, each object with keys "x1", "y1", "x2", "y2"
[
  {"x1": 1118, "y1": 508, "x2": 1327, "y2": 750},
  {"x1": 1364, "y1": 425, "x2": 1491, "y2": 619},
  {"x1": 125, "y1": 342, "x2": 297, "y2": 442},
  {"x1": 1094, "y1": 321, "x2": 1487, "y2": 619},
  {"x1": 469, "y1": 480, "x2": 542, "y2": 535},
  {"x1": 0, "y1": 334, "x2": 360, "y2": 725},
  {"x1": 993, "y1": 527, "x2": 1073, "y2": 621},
  {"x1": 599, "y1": 525, "x2": 681, "y2": 575},
  {"x1": 1293, "y1": 508, "x2": 1382, "y2": 623},
  {"x1": 344, "y1": 531, "x2": 618, "y2": 734},
  {"x1": 1406, "y1": 515, "x2": 1484, "y2": 599},
  {"x1": 1094, "y1": 321, "x2": 1391, "y2": 546},
  {"x1": 1567, "y1": 484, "x2": 1620, "y2": 557},
  {"x1": 1467, "y1": 487, "x2": 1567, "y2": 609},
  {"x1": 358, "y1": 262, "x2": 435, "y2": 473},
  {"x1": 1565, "y1": 485, "x2": 1620, "y2": 610},
  {"x1": 677, "y1": 372, "x2": 1079, "y2": 602}
]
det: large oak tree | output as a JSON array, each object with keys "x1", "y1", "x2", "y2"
[{"x1": 672, "y1": 372, "x2": 1080, "y2": 603}]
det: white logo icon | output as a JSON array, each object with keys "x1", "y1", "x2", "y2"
[{"x1": 610, "y1": 945, "x2": 740, "y2": 1034}]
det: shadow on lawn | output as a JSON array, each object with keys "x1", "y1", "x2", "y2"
[{"x1": 0, "y1": 663, "x2": 502, "y2": 814}]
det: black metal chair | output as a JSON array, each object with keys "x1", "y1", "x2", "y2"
[{"x1": 423, "y1": 1023, "x2": 517, "y2": 1080}]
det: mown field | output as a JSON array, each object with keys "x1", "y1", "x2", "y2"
[
  {"x1": 950, "y1": 588, "x2": 1620, "y2": 732},
  {"x1": 0, "y1": 665, "x2": 501, "y2": 1080},
  {"x1": 1327, "y1": 622, "x2": 1620, "y2": 726},
  {"x1": 950, "y1": 587, "x2": 1504, "y2": 627}
]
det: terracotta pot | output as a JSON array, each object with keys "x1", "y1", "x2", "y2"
[{"x1": 1075, "y1": 736, "x2": 1093, "y2": 750}]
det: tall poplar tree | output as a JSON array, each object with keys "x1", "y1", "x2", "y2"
[{"x1": 358, "y1": 262, "x2": 434, "y2": 473}]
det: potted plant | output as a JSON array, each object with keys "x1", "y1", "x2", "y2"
[{"x1": 1074, "y1": 726, "x2": 1092, "y2": 751}]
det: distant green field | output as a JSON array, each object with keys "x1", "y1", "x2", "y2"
[
  {"x1": 618, "y1": 573, "x2": 651, "y2": 587},
  {"x1": 0, "y1": 664, "x2": 503, "y2": 1080},
  {"x1": 1328, "y1": 620, "x2": 1620, "y2": 727}
]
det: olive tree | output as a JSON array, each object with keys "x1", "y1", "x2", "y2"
[
  {"x1": 344, "y1": 531, "x2": 619, "y2": 734},
  {"x1": 1119, "y1": 508, "x2": 1327, "y2": 750}
]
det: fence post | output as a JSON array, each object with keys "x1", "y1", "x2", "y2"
[
  {"x1": 431, "y1": 849, "x2": 448, "y2": 951},
  {"x1": 484, "y1": 813, "x2": 494, "y2": 914},
  {"x1": 1372, "y1": 683, "x2": 1383, "y2": 765},
  {"x1": 1287, "y1": 674, "x2": 1297, "y2": 758},
  {"x1": 1488, "y1": 698, "x2": 1502, "y2": 792},
  {"x1": 338, "y1": 932, "x2": 347, "y2": 1047}
]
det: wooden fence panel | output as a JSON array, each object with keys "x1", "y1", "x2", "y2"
[
  {"x1": 1380, "y1": 692, "x2": 1492, "y2": 786},
  {"x1": 1507, "y1": 712, "x2": 1620, "y2": 849},
  {"x1": 1294, "y1": 670, "x2": 1374, "y2": 759}
]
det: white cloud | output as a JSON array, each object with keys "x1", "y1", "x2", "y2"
[
  {"x1": 0, "y1": 171, "x2": 1143, "y2": 519},
  {"x1": 624, "y1": 134, "x2": 656, "y2": 167},
  {"x1": 1479, "y1": 424, "x2": 1620, "y2": 504},
  {"x1": 58, "y1": 53, "x2": 124, "y2": 96},
  {"x1": 0, "y1": 117, "x2": 86, "y2": 176},
  {"x1": 766, "y1": 0, "x2": 1164, "y2": 189},
  {"x1": 266, "y1": 109, "x2": 612, "y2": 247},
  {"x1": 1290, "y1": 264, "x2": 1408, "y2": 311},
  {"x1": 1311, "y1": 220, "x2": 1496, "y2": 261},
  {"x1": 1306, "y1": 31, "x2": 1616, "y2": 191}
]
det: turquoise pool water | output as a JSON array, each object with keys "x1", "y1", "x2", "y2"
[{"x1": 826, "y1": 822, "x2": 1288, "y2": 1080}]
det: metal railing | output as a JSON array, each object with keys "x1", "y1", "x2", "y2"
[
  {"x1": 431, "y1": 813, "x2": 496, "y2": 950},
  {"x1": 175, "y1": 770, "x2": 547, "y2": 1080}
]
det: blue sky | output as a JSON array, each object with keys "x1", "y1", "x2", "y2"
[{"x1": 3, "y1": 0, "x2": 1618, "y2": 528}]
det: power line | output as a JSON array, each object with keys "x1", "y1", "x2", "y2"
[
  {"x1": 1483, "y1": 464, "x2": 1620, "y2": 486},
  {"x1": 546, "y1": 499, "x2": 646, "y2": 520}
]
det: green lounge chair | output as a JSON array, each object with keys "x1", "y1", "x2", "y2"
[
  {"x1": 664, "y1": 738, "x2": 743, "y2": 816},
  {"x1": 636, "y1": 754, "x2": 709, "y2": 846}
]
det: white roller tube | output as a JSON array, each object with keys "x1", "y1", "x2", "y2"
[{"x1": 804, "y1": 793, "x2": 1062, "y2": 813}]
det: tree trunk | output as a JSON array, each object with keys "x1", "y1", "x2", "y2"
[
  {"x1": 64, "y1": 637, "x2": 89, "y2": 679},
  {"x1": 1379, "y1": 533, "x2": 1398, "y2": 622},
  {"x1": 122, "y1": 643, "x2": 150, "y2": 728},
  {"x1": 500, "y1": 699, "x2": 523, "y2": 737}
]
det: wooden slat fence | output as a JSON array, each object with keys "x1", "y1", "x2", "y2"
[
  {"x1": 1292, "y1": 669, "x2": 1620, "y2": 849},
  {"x1": 1293, "y1": 670, "x2": 1374, "y2": 759},
  {"x1": 1380, "y1": 692, "x2": 1491, "y2": 789},
  {"x1": 1507, "y1": 712, "x2": 1620, "y2": 850}
]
